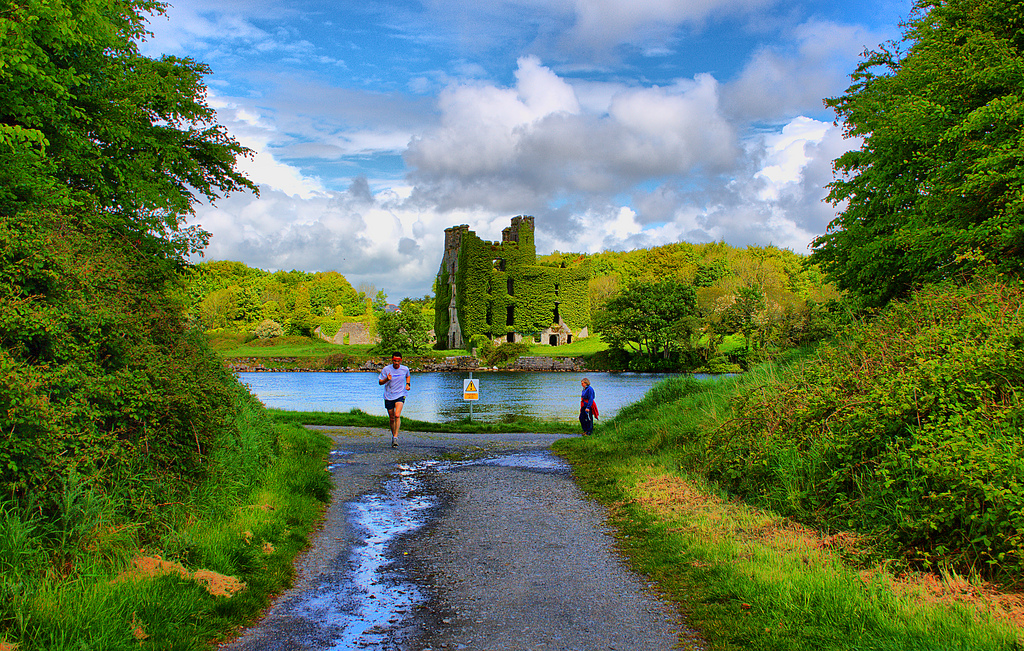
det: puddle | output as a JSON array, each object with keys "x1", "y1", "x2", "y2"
[
  {"x1": 473, "y1": 451, "x2": 569, "y2": 472},
  {"x1": 327, "y1": 449, "x2": 356, "y2": 471},
  {"x1": 293, "y1": 450, "x2": 566, "y2": 650}
]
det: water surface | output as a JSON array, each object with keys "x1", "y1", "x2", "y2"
[{"x1": 239, "y1": 370, "x2": 709, "y2": 423}]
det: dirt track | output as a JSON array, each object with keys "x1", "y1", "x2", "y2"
[{"x1": 219, "y1": 427, "x2": 697, "y2": 650}]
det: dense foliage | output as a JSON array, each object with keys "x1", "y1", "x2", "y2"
[
  {"x1": 372, "y1": 306, "x2": 432, "y2": 355},
  {"x1": 593, "y1": 279, "x2": 699, "y2": 368},
  {"x1": 0, "y1": 212, "x2": 244, "y2": 506},
  {"x1": 579, "y1": 244, "x2": 840, "y2": 370},
  {"x1": 813, "y1": 0, "x2": 1024, "y2": 307},
  {"x1": 184, "y1": 260, "x2": 374, "y2": 334},
  {"x1": 0, "y1": 0, "x2": 255, "y2": 256},
  {"x1": 707, "y1": 279, "x2": 1024, "y2": 572},
  {"x1": 438, "y1": 218, "x2": 591, "y2": 348},
  {"x1": 0, "y1": 0, "x2": 254, "y2": 501}
]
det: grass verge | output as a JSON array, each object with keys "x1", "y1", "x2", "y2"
[
  {"x1": 554, "y1": 371, "x2": 1023, "y2": 650},
  {"x1": 268, "y1": 408, "x2": 578, "y2": 434},
  {"x1": 0, "y1": 390, "x2": 332, "y2": 651}
]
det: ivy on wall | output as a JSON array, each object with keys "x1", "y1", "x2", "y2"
[
  {"x1": 434, "y1": 265, "x2": 450, "y2": 345},
  {"x1": 437, "y1": 217, "x2": 590, "y2": 348}
]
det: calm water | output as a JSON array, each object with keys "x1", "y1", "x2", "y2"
[{"x1": 238, "y1": 371, "x2": 714, "y2": 423}]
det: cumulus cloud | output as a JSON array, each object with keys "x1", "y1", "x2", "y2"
[
  {"x1": 192, "y1": 55, "x2": 861, "y2": 296},
  {"x1": 406, "y1": 57, "x2": 738, "y2": 213},
  {"x1": 151, "y1": 0, "x2": 887, "y2": 297}
]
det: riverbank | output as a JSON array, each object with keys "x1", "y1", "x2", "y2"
[{"x1": 223, "y1": 354, "x2": 587, "y2": 373}]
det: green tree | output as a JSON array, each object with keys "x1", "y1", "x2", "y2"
[
  {"x1": 593, "y1": 279, "x2": 698, "y2": 361},
  {"x1": 0, "y1": 0, "x2": 256, "y2": 511},
  {"x1": 287, "y1": 286, "x2": 315, "y2": 336},
  {"x1": 372, "y1": 289, "x2": 389, "y2": 312},
  {"x1": 812, "y1": 0, "x2": 1024, "y2": 307},
  {"x1": 0, "y1": 0, "x2": 256, "y2": 256},
  {"x1": 723, "y1": 286, "x2": 768, "y2": 352},
  {"x1": 372, "y1": 306, "x2": 431, "y2": 355}
]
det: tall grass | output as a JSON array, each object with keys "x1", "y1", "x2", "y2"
[
  {"x1": 556, "y1": 340, "x2": 1023, "y2": 649},
  {"x1": 0, "y1": 387, "x2": 331, "y2": 650}
]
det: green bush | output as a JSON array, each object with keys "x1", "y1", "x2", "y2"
[
  {"x1": 255, "y1": 319, "x2": 284, "y2": 339},
  {"x1": 482, "y1": 341, "x2": 530, "y2": 367},
  {"x1": 0, "y1": 212, "x2": 237, "y2": 511},
  {"x1": 708, "y1": 279, "x2": 1024, "y2": 573},
  {"x1": 466, "y1": 333, "x2": 492, "y2": 355}
]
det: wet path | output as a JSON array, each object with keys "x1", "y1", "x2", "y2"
[{"x1": 219, "y1": 428, "x2": 693, "y2": 651}]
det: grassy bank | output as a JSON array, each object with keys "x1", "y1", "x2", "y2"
[
  {"x1": 0, "y1": 389, "x2": 332, "y2": 650},
  {"x1": 268, "y1": 408, "x2": 578, "y2": 434},
  {"x1": 555, "y1": 360, "x2": 1023, "y2": 649}
]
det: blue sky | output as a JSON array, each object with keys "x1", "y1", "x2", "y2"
[{"x1": 142, "y1": 0, "x2": 913, "y2": 298}]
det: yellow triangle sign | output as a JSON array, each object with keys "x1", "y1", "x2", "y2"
[{"x1": 466, "y1": 381, "x2": 476, "y2": 391}]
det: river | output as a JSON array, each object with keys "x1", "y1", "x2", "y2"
[{"x1": 238, "y1": 370, "x2": 717, "y2": 423}]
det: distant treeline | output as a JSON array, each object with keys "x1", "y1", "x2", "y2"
[
  {"x1": 186, "y1": 241, "x2": 839, "y2": 370},
  {"x1": 550, "y1": 241, "x2": 842, "y2": 371},
  {"x1": 183, "y1": 260, "x2": 434, "y2": 338}
]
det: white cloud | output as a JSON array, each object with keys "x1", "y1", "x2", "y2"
[
  {"x1": 406, "y1": 59, "x2": 738, "y2": 211},
  {"x1": 150, "y1": 0, "x2": 894, "y2": 297},
  {"x1": 723, "y1": 19, "x2": 895, "y2": 120},
  {"x1": 208, "y1": 97, "x2": 328, "y2": 199},
  {"x1": 754, "y1": 115, "x2": 830, "y2": 201}
]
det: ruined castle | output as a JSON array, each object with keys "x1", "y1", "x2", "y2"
[{"x1": 434, "y1": 216, "x2": 590, "y2": 349}]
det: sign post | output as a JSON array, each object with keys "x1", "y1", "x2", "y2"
[{"x1": 463, "y1": 372, "x2": 479, "y2": 421}]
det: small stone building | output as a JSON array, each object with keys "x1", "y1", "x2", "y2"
[{"x1": 434, "y1": 216, "x2": 590, "y2": 349}]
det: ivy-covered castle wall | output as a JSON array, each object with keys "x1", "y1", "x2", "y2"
[{"x1": 434, "y1": 216, "x2": 590, "y2": 349}]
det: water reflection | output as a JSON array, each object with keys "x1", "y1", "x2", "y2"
[{"x1": 239, "y1": 370, "x2": 712, "y2": 423}]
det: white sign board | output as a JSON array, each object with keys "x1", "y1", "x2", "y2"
[{"x1": 463, "y1": 378, "x2": 480, "y2": 401}]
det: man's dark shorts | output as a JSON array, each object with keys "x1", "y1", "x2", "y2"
[{"x1": 384, "y1": 396, "x2": 406, "y2": 411}]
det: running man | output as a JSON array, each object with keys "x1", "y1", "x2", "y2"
[{"x1": 378, "y1": 352, "x2": 411, "y2": 448}]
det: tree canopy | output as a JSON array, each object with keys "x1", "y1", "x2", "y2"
[
  {"x1": 0, "y1": 0, "x2": 256, "y2": 500},
  {"x1": 0, "y1": 0, "x2": 255, "y2": 256},
  {"x1": 812, "y1": 0, "x2": 1024, "y2": 307},
  {"x1": 593, "y1": 279, "x2": 698, "y2": 362}
]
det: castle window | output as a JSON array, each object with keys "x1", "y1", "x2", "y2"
[
  {"x1": 506, "y1": 333, "x2": 515, "y2": 343},
  {"x1": 507, "y1": 305, "x2": 514, "y2": 326},
  {"x1": 507, "y1": 278, "x2": 514, "y2": 295},
  {"x1": 553, "y1": 303, "x2": 560, "y2": 323}
]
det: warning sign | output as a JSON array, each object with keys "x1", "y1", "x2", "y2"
[{"x1": 463, "y1": 379, "x2": 480, "y2": 401}]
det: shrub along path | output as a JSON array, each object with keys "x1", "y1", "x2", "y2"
[{"x1": 219, "y1": 427, "x2": 695, "y2": 650}]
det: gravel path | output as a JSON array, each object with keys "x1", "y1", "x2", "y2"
[{"x1": 219, "y1": 427, "x2": 696, "y2": 651}]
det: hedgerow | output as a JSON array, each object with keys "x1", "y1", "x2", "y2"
[
  {"x1": 707, "y1": 278, "x2": 1024, "y2": 573},
  {"x1": 0, "y1": 212, "x2": 241, "y2": 514}
]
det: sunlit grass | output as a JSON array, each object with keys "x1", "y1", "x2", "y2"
[
  {"x1": 526, "y1": 336, "x2": 609, "y2": 356},
  {"x1": 0, "y1": 391, "x2": 332, "y2": 650}
]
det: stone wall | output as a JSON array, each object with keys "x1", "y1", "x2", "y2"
[{"x1": 511, "y1": 356, "x2": 585, "y2": 371}]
